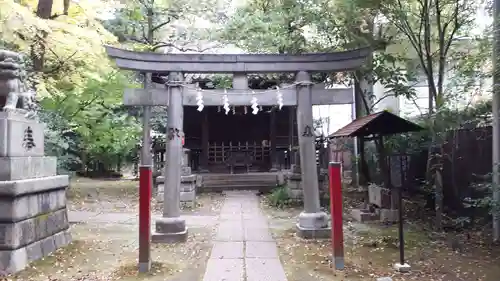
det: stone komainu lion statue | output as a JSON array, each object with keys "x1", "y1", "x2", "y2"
[{"x1": 0, "y1": 49, "x2": 38, "y2": 118}]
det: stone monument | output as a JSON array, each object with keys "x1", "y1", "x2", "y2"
[
  {"x1": 350, "y1": 183, "x2": 396, "y2": 223},
  {"x1": 156, "y1": 148, "x2": 197, "y2": 208},
  {"x1": 0, "y1": 50, "x2": 71, "y2": 273},
  {"x1": 287, "y1": 149, "x2": 303, "y2": 199},
  {"x1": 155, "y1": 175, "x2": 166, "y2": 202},
  {"x1": 180, "y1": 148, "x2": 196, "y2": 208}
]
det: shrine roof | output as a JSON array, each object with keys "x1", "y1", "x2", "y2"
[{"x1": 328, "y1": 111, "x2": 424, "y2": 138}]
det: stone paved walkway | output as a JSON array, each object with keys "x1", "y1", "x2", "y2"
[{"x1": 202, "y1": 191, "x2": 287, "y2": 281}]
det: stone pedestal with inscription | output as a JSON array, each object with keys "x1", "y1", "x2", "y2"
[{"x1": 0, "y1": 111, "x2": 71, "y2": 273}]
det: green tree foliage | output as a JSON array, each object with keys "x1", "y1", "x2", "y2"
[
  {"x1": 0, "y1": 0, "x2": 142, "y2": 175},
  {"x1": 101, "y1": 0, "x2": 224, "y2": 51},
  {"x1": 216, "y1": 0, "x2": 316, "y2": 54},
  {"x1": 41, "y1": 71, "x2": 141, "y2": 175},
  {"x1": 216, "y1": 0, "x2": 417, "y2": 108}
]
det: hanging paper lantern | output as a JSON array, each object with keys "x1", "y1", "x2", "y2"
[
  {"x1": 251, "y1": 95, "x2": 259, "y2": 115},
  {"x1": 196, "y1": 89, "x2": 204, "y2": 112},
  {"x1": 276, "y1": 86, "x2": 283, "y2": 110},
  {"x1": 222, "y1": 90, "x2": 230, "y2": 115}
]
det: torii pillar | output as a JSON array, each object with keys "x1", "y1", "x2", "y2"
[
  {"x1": 295, "y1": 71, "x2": 330, "y2": 238},
  {"x1": 152, "y1": 72, "x2": 188, "y2": 243}
]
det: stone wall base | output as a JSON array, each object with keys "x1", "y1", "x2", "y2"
[
  {"x1": 0, "y1": 228, "x2": 71, "y2": 273},
  {"x1": 0, "y1": 178, "x2": 71, "y2": 274},
  {"x1": 0, "y1": 176, "x2": 71, "y2": 274}
]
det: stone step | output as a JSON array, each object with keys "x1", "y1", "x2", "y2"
[
  {"x1": 203, "y1": 184, "x2": 276, "y2": 193},
  {"x1": 203, "y1": 178, "x2": 277, "y2": 183},
  {"x1": 203, "y1": 176, "x2": 278, "y2": 181},
  {"x1": 203, "y1": 179, "x2": 277, "y2": 184},
  {"x1": 201, "y1": 173, "x2": 279, "y2": 192},
  {"x1": 203, "y1": 175, "x2": 277, "y2": 179},
  {"x1": 203, "y1": 181, "x2": 276, "y2": 187},
  {"x1": 205, "y1": 183, "x2": 274, "y2": 188},
  {"x1": 204, "y1": 178, "x2": 277, "y2": 182}
]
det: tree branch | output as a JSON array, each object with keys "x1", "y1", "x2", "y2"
[
  {"x1": 43, "y1": 49, "x2": 78, "y2": 74},
  {"x1": 390, "y1": 0, "x2": 430, "y2": 80},
  {"x1": 128, "y1": 36, "x2": 148, "y2": 44},
  {"x1": 443, "y1": 2, "x2": 461, "y2": 58},
  {"x1": 370, "y1": 93, "x2": 397, "y2": 111},
  {"x1": 435, "y1": 0, "x2": 446, "y2": 105},
  {"x1": 151, "y1": 19, "x2": 172, "y2": 33},
  {"x1": 151, "y1": 42, "x2": 217, "y2": 52},
  {"x1": 140, "y1": 23, "x2": 149, "y2": 44},
  {"x1": 151, "y1": 10, "x2": 180, "y2": 33},
  {"x1": 69, "y1": 96, "x2": 100, "y2": 118}
]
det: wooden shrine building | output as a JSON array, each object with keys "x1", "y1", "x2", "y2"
[{"x1": 148, "y1": 73, "x2": 355, "y2": 173}]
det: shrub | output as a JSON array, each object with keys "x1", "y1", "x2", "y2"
[{"x1": 267, "y1": 185, "x2": 291, "y2": 208}]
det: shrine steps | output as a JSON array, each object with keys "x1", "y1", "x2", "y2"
[{"x1": 200, "y1": 172, "x2": 279, "y2": 193}]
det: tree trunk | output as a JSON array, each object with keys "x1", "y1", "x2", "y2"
[
  {"x1": 31, "y1": 0, "x2": 54, "y2": 76},
  {"x1": 492, "y1": 0, "x2": 500, "y2": 242},
  {"x1": 354, "y1": 75, "x2": 369, "y2": 187},
  {"x1": 434, "y1": 164, "x2": 443, "y2": 230},
  {"x1": 425, "y1": 116, "x2": 445, "y2": 232}
]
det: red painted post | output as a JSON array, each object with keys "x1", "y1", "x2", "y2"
[
  {"x1": 138, "y1": 165, "x2": 152, "y2": 271},
  {"x1": 329, "y1": 162, "x2": 344, "y2": 270}
]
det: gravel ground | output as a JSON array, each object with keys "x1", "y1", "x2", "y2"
[
  {"x1": 261, "y1": 196, "x2": 500, "y2": 281},
  {"x1": 67, "y1": 177, "x2": 224, "y2": 215},
  {"x1": 9, "y1": 223, "x2": 213, "y2": 281},
  {"x1": 6, "y1": 178, "x2": 223, "y2": 281}
]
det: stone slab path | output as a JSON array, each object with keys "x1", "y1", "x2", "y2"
[{"x1": 202, "y1": 190, "x2": 288, "y2": 281}]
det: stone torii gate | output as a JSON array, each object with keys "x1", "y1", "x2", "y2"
[{"x1": 105, "y1": 46, "x2": 371, "y2": 242}]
